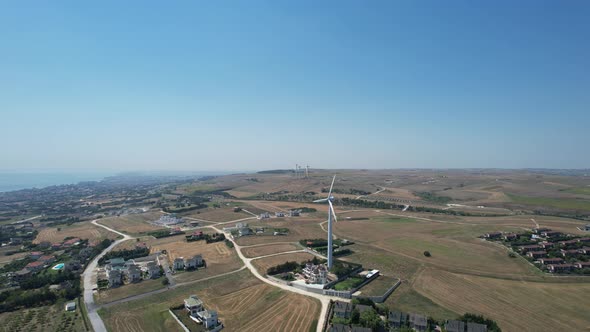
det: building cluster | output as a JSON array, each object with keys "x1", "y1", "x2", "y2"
[
  {"x1": 484, "y1": 228, "x2": 590, "y2": 274},
  {"x1": 105, "y1": 257, "x2": 161, "y2": 287},
  {"x1": 183, "y1": 295, "x2": 222, "y2": 330},
  {"x1": 444, "y1": 319, "x2": 488, "y2": 332},
  {"x1": 173, "y1": 255, "x2": 204, "y2": 270},
  {"x1": 258, "y1": 210, "x2": 300, "y2": 220},
  {"x1": 302, "y1": 262, "x2": 328, "y2": 285},
  {"x1": 155, "y1": 214, "x2": 183, "y2": 225}
]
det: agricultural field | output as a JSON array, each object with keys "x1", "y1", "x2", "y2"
[
  {"x1": 414, "y1": 268, "x2": 590, "y2": 332},
  {"x1": 0, "y1": 246, "x2": 27, "y2": 266},
  {"x1": 182, "y1": 206, "x2": 252, "y2": 222},
  {"x1": 98, "y1": 269, "x2": 320, "y2": 332},
  {"x1": 98, "y1": 212, "x2": 166, "y2": 235},
  {"x1": 33, "y1": 222, "x2": 118, "y2": 244},
  {"x1": 241, "y1": 242, "x2": 302, "y2": 258},
  {"x1": 0, "y1": 300, "x2": 89, "y2": 332},
  {"x1": 251, "y1": 252, "x2": 316, "y2": 275},
  {"x1": 234, "y1": 218, "x2": 324, "y2": 246},
  {"x1": 95, "y1": 278, "x2": 166, "y2": 305}
]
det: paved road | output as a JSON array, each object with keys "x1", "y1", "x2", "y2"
[
  {"x1": 82, "y1": 220, "x2": 133, "y2": 332},
  {"x1": 210, "y1": 225, "x2": 344, "y2": 332}
]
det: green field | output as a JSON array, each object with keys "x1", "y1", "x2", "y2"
[
  {"x1": 507, "y1": 193, "x2": 590, "y2": 211},
  {"x1": 333, "y1": 277, "x2": 364, "y2": 291},
  {"x1": 562, "y1": 187, "x2": 590, "y2": 195}
]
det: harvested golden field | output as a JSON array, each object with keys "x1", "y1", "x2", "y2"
[
  {"x1": 182, "y1": 207, "x2": 251, "y2": 222},
  {"x1": 241, "y1": 242, "x2": 302, "y2": 258},
  {"x1": 251, "y1": 252, "x2": 315, "y2": 275},
  {"x1": 99, "y1": 269, "x2": 320, "y2": 332},
  {"x1": 414, "y1": 268, "x2": 590, "y2": 332},
  {"x1": 95, "y1": 279, "x2": 165, "y2": 305},
  {"x1": 201, "y1": 283, "x2": 321, "y2": 332},
  {"x1": 234, "y1": 218, "x2": 324, "y2": 246},
  {"x1": 34, "y1": 222, "x2": 117, "y2": 244},
  {"x1": 99, "y1": 212, "x2": 166, "y2": 235},
  {"x1": 333, "y1": 215, "x2": 541, "y2": 278}
]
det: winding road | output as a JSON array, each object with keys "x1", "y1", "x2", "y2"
[{"x1": 82, "y1": 220, "x2": 133, "y2": 332}]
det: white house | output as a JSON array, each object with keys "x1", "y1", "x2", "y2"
[
  {"x1": 184, "y1": 295, "x2": 204, "y2": 316},
  {"x1": 197, "y1": 309, "x2": 218, "y2": 329}
]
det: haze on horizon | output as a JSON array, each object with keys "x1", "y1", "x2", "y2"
[{"x1": 1, "y1": 1, "x2": 589, "y2": 172}]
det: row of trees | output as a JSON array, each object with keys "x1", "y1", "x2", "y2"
[{"x1": 98, "y1": 247, "x2": 149, "y2": 265}]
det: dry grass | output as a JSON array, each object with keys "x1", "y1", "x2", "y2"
[
  {"x1": 95, "y1": 279, "x2": 165, "y2": 305},
  {"x1": 251, "y1": 252, "x2": 315, "y2": 275},
  {"x1": 34, "y1": 222, "x2": 117, "y2": 244},
  {"x1": 99, "y1": 269, "x2": 320, "y2": 332},
  {"x1": 182, "y1": 207, "x2": 251, "y2": 222},
  {"x1": 0, "y1": 301, "x2": 89, "y2": 332},
  {"x1": 235, "y1": 218, "x2": 324, "y2": 246},
  {"x1": 99, "y1": 212, "x2": 166, "y2": 235},
  {"x1": 241, "y1": 243, "x2": 301, "y2": 258},
  {"x1": 414, "y1": 268, "x2": 590, "y2": 332},
  {"x1": 151, "y1": 239, "x2": 243, "y2": 283}
]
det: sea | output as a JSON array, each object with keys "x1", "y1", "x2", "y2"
[{"x1": 0, "y1": 172, "x2": 113, "y2": 193}]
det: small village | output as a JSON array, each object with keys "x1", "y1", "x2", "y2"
[{"x1": 483, "y1": 228, "x2": 590, "y2": 274}]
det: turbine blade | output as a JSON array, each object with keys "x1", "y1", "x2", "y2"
[
  {"x1": 329, "y1": 200, "x2": 338, "y2": 222},
  {"x1": 327, "y1": 175, "x2": 336, "y2": 198},
  {"x1": 313, "y1": 198, "x2": 328, "y2": 203}
]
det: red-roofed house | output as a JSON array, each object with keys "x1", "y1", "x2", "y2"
[
  {"x1": 25, "y1": 261, "x2": 45, "y2": 272},
  {"x1": 51, "y1": 243, "x2": 62, "y2": 250},
  {"x1": 63, "y1": 238, "x2": 81, "y2": 247},
  {"x1": 38, "y1": 255, "x2": 56, "y2": 264},
  {"x1": 29, "y1": 251, "x2": 43, "y2": 259},
  {"x1": 574, "y1": 262, "x2": 590, "y2": 269},
  {"x1": 577, "y1": 238, "x2": 590, "y2": 244},
  {"x1": 526, "y1": 251, "x2": 547, "y2": 259},
  {"x1": 538, "y1": 257, "x2": 564, "y2": 265},
  {"x1": 547, "y1": 264, "x2": 574, "y2": 273}
]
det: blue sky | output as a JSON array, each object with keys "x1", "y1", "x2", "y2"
[{"x1": 1, "y1": 1, "x2": 589, "y2": 172}]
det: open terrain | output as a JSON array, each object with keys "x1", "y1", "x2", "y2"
[
  {"x1": 34, "y1": 222, "x2": 118, "y2": 244},
  {"x1": 0, "y1": 300, "x2": 89, "y2": 332},
  {"x1": 98, "y1": 269, "x2": 320, "y2": 332},
  {"x1": 241, "y1": 242, "x2": 302, "y2": 258},
  {"x1": 251, "y1": 252, "x2": 316, "y2": 275},
  {"x1": 98, "y1": 212, "x2": 167, "y2": 235}
]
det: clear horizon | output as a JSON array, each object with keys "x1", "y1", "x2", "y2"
[{"x1": 1, "y1": 1, "x2": 589, "y2": 170}]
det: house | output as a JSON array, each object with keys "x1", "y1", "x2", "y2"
[
  {"x1": 10, "y1": 237, "x2": 23, "y2": 245},
  {"x1": 541, "y1": 231, "x2": 562, "y2": 238},
  {"x1": 388, "y1": 311, "x2": 408, "y2": 329},
  {"x1": 333, "y1": 301, "x2": 353, "y2": 319},
  {"x1": 303, "y1": 263, "x2": 327, "y2": 284},
  {"x1": 519, "y1": 245, "x2": 542, "y2": 253},
  {"x1": 107, "y1": 269, "x2": 122, "y2": 287},
  {"x1": 577, "y1": 238, "x2": 590, "y2": 244},
  {"x1": 329, "y1": 324, "x2": 349, "y2": 332},
  {"x1": 108, "y1": 257, "x2": 126, "y2": 267},
  {"x1": 484, "y1": 232, "x2": 502, "y2": 239},
  {"x1": 259, "y1": 212, "x2": 270, "y2": 219},
  {"x1": 65, "y1": 302, "x2": 76, "y2": 312},
  {"x1": 275, "y1": 212, "x2": 285, "y2": 217},
  {"x1": 25, "y1": 261, "x2": 45, "y2": 272},
  {"x1": 584, "y1": 224, "x2": 590, "y2": 232},
  {"x1": 173, "y1": 258, "x2": 185, "y2": 270},
  {"x1": 146, "y1": 262, "x2": 161, "y2": 279},
  {"x1": 539, "y1": 242, "x2": 554, "y2": 249},
  {"x1": 38, "y1": 255, "x2": 56, "y2": 264},
  {"x1": 446, "y1": 320, "x2": 466, "y2": 332},
  {"x1": 409, "y1": 313, "x2": 428, "y2": 332},
  {"x1": 538, "y1": 257, "x2": 564, "y2": 265},
  {"x1": 125, "y1": 265, "x2": 141, "y2": 283},
  {"x1": 526, "y1": 251, "x2": 547, "y2": 259},
  {"x1": 547, "y1": 264, "x2": 574, "y2": 273},
  {"x1": 29, "y1": 251, "x2": 43, "y2": 259},
  {"x1": 197, "y1": 309, "x2": 218, "y2": 329},
  {"x1": 184, "y1": 295, "x2": 204, "y2": 316},
  {"x1": 467, "y1": 322, "x2": 488, "y2": 332},
  {"x1": 238, "y1": 228, "x2": 252, "y2": 237},
  {"x1": 289, "y1": 210, "x2": 300, "y2": 217},
  {"x1": 13, "y1": 268, "x2": 32, "y2": 281},
  {"x1": 63, "y1": 238, "x2": 81, "y2": 247},
  {"x1": 574, "y1": 262, "x2": 590, "y2": 269},
  {"x1": 351, "y1": 328, "x2": 371, "y2": 332},
  {"x1": 560, "y1": 249, "x2": 581, "y2": 257},
  {"x1": 355, "y1": 305, "x2": 373, "y2": 315},
  {"x1": 533, "y1": 228, "x2": 551, "y2": 234},
  {"x1": 51, "y1": 243, "x2": 62, "y2": 250},
  {"x1": 184, "y1": 255, "x2": 203, "y2": 270},
  {"x1": 503, "y1": 233, "x2": 518, "y2": 241},
  {"x1": 558, "y1": 240, "x2": 579, "y2": 247}
]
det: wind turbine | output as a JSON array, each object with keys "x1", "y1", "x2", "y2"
[{"x1": 314, "y1": 175, "x2": 338, "y2": 269}]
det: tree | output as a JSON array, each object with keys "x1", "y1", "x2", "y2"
[
  {"x1": 359, "y1": 308, "x2": 381, "y2": 330},
  {"x1": 162, "y1": 278, "x2": 169, "y2": 286},
  {"x1": 423, "y1": 251, "x2": 431, "y2": 257}
]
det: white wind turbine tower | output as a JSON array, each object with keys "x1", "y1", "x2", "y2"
[{"x1": 314, "y1": 175, "x2": 338, "y2": 269}]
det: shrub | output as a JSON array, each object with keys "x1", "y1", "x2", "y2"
[{"x1": 424, "y1": 251, "x2": 432, "y2": 257}]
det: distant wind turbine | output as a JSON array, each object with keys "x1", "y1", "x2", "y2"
[{"x1": 314, "y1": 175, "x2": 338, "y2": 269}]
